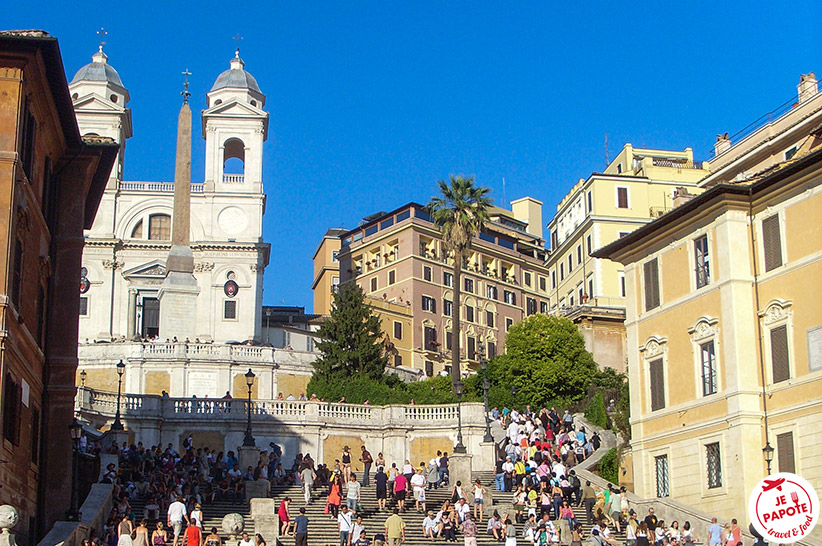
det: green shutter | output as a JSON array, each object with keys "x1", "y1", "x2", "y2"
[
  {"x1": 762, "y1": 215, "x2": 783, "y2": 272},
  {"x1": 644, "y1": 258, "x2": 660, "y2": 311},
  {"x1": 650, "y1": 359, "x2": 665, "y2": 411},
  {"x1": 771, "y1": 325, "x2": 790, "y2": 383},
  {"x1": 776, "y1": 432, "x2": 795, "y2": 474}
]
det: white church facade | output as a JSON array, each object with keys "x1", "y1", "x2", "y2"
[{"x1": 71, "y1": 48, "x2": 318, "y2": 400}]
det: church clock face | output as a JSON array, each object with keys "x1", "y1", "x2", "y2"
[{"x1": 218, "y1": 206, "x2": 248, "y2": 235}]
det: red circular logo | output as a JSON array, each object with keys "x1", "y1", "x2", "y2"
[
  {"x1": 80, "y1": 278, "x2": 90, "y2": 294},
  {"x1": 224, "y1": 280, "x2": 239, "y2": 298},
  {"x1": 749, "y1": 472, "x2": 819, "y2": 543}
]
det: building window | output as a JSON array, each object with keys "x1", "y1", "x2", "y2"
[
  {"x1": 467, "y1": 337, "x2": 476, "y2": 359},
  {"x1": 577, "y1": 245, "x2": 582, "y2": 265},
  {"x1": 619, "y1": 231, "x2": 630, "y2": 239},
  {"x1": 332, "y1": 276, "x2": 340, "y2": 292},
  {"x1": 706, "y1": 442, "x2": 722, "y2": 489},
  {"x1": 644, "y1": 258, "x2": 660, "y2": 311},
  {"x1": 487, "y1": 285, "x2": 498, "y2": 300},
  {"x1": 394, "y1": 321, "x2": 402, "y2": 340},
  {"x1": 587, "y1": 190, "x2": 592, "y2": 213},
  {"x1": 587, "y1": 277, "x2": 594, "y2": 300},
  {"x1": 505, "y1": 318, "x2": 513, "y2": 332},
  {"x1": 130, "y1": 220, "x2": 144, "y2": 239},
  {"x1": 560, "y1": 263, "x2": 565, "y2": 281},
  {"x1": 11, "y1": 237, "x2": 23, "y2": 309},
  {"x1": 224, "y1": 300, "x2": 237, "y2": 320},
  {"x1": 524, "y1": 272, "x2": 532, "y2": 287},
  {"x1": 700, "y1": 341, "x2": 718, "y2": 396},
  {"x1": 540, "y1": 301, "x2": 548, "y2": 314},
  {"x1": 388, "y1": 270, "x2": 396, "y2": 285},
  {"x1": 762, "y1": 215, "x2": 783, "y2": 272},
  {"x1": 465, "y1": 305, "x2": 475, "y2": 323},
  {"x1": 444, "y1": 272, "x2": 453, "y2": 287},
  {"x1": 785, "y1": 146, "x2": 798, "y2": 161},
  {"x1": 394, "y1": 354, "x2": 402, "y2": 367},
  {"x1": 577, "y1": 285, "x2": 584, "y2": 303},
  {"x1": 444, "y1": 299, "x2": 453, "y2": 317},
  {"x1": 424, "y1": 326, "x2": 438, "y2": 350},
  {"x1": 695, "y1": 235, "x2": 710, "y2": 288},
  {"x1": 425, "y1": 361, "x2": 434, "y2": 377},
  {"x1": 503, "y1": 290, "x2": 516, "y2": 305},
  {"x1": 422, "y1": 295, "x2": 437, "y2": 313},
  {"x1": 586, "y1": 235, "x2": 592, "y2": 255},
  {"x1": 370, "y1": 277, "x2": 377, "y2": 292},
  {"x1": 770, "y1": 324, "x2": 790, "y2": 383},
  {"x1": 332, "y1": 250, "x2": 339, "y2": 263},
  {"x1": 3, "y1": 373, "x2": 21, "y2": 445},
  {"x1": 464, "y1": 277, "x2": 474, "y2": 293},
  {"x1": 568, "y1": 254, "x2": 573, "y2": 273},
  {"x1": 446, "y1": 331, "x2": 453, "y2": 351},
  {"x1": 551, "y1": 271, "x2": 556, "y2": 289},
  {"x1": 655, "y1": 455, "x2": 669, "y2": 497},
  {"x1": 617, "y1": 187, "x2": 629, "y2": 209},
  {"x1": 423, "y1": 266, "x2": 432, "y2": 282},
  {"x1": 148, "y1": 214, "x2": 171, "y2": 240},
  {"x1": 79, "y1": 297, "x2": 89, "y2": 316},
  {"x1": 486, "y1": 310, "x2": 494, "y2": 327},
  {"x1": 777, "y1": 432, "x2": 796, "y2": 474},
  {"x1": 569, "y1": 293, "x2": 574, "y2": 306},
  {"x1": 488, "y1": 342, "x2": 497, "y2": 359},
  {"x1": 539, "y1": 277, "x2": 546, "y2": 291},
  {"x1": 619, "y1": 272, "x2": 626, "y2": 298},
  {"x1": 649, "y1": 358, "x2": 665, "y2": 411},
  {"x1": 526, "y1": 297, "x2": 537, "y2": 316}
]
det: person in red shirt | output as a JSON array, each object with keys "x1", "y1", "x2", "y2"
[
  {"x1": 184, "y1": 520, "x2": 202, "y2": 546},
  {"x1": 394, "y1": 473, "x2": 408, "y2": 512}
]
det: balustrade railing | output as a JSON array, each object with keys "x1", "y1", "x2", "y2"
[
  {"x1": 223, "y1": 174, "x2": 244, "y2": 184},
  {"x1": 120, "y1": 181, "x2": 205, "y2": 193}
]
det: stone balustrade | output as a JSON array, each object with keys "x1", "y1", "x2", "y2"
[{"x1": 79, "y1": 341, "x2": 305, "y2": 364}]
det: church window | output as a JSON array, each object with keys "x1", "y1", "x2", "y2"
[
  {"x1": 110, "y1": 94, "x2": 118, "y2": 103},
  {"x1": 224, "y1": 300, "x2": 237, "y2": 320},
  {"x1": 79, "y1": 297, "x2": 88, "y2": 316},
  {"x1": 131, "y1": 220, "x2": 143, "y2": 239},
  {"x1": 223, "y1": 138, "x2": 245, "y2": 178},
  {"x1": 148, "y1": 214, "x2": 171, "y2": 241}
]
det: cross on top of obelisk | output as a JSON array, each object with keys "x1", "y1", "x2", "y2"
[
  {"x1": 96, "y1": 27, "x2": 107, "y2": 52},
  {"x1": 181, "y1": 69, "x2": 191, "y2": 104},
  {"x1": 233, "y1": 33, "x2": 243, "y2": 57}
]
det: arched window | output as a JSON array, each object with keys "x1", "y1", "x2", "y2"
[
  {"x1": 148, "y1": 214, "x2": 171, "y2": 240},
  {"x1": 223, "y1": 138, "x2": 245, "y2": 176},
  {"x1": 131, "y1": 220, "x2": 143, "y2": 239}
]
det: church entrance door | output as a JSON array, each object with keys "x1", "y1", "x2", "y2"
[{"x1": 141, "y1": 297, "x2": 160, "y2": 338}]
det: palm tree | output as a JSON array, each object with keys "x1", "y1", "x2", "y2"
[{"x1": 428, "y1": 175, "x2": 492, "y2": 389}]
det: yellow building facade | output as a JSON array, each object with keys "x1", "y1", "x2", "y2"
[{"x1": 596, "y1": 131, "x2": 822, "y2": 535}]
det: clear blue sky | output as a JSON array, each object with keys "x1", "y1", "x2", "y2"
[{"x1": 7, "y1": 2, "x2": 822, "y2": 311}]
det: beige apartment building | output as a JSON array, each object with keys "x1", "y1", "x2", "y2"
[
  {"x1": 545, "y1": 144, "x2": 710, "y2": 370},
  {"x1": 595, "y1": 74, "x2": 822, "y2": 539},
  {"x1": 314, "y1": 198, "x2": 553, "y2": 375}
]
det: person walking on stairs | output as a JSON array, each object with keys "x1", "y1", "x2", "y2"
[
  {"x1": 338, "y1": 505, "x2": 354, "y2": 546},
  {"x1": 384, "y1": 508, "x2": 406, "y2": 546},
  {"x1": 293, "y1": 507, "x2": 309, "y2": 546}
]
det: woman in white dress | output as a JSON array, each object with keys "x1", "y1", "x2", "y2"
[
  {"x1": 117, "y1": 514, "x2": 134, "y2": 546},
  {"x1": 504, "y1": 518, "x2": 518, "y2": 546}
]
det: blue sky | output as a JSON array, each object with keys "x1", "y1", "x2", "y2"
[{"x1": 6, "y1": 2, "x2": 822, "y2": 311}]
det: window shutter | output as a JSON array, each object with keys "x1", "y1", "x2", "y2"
[
  {"x1": 644, "y1": 259, "x2": 660, "y2": 311},
  {"x1": 776, "y1": 432, "x2": 795, "y2": 474},
  {"x1": 762, "y1": 215, "x2": 783, "y2": 272},
  {"x1": 649, "y1": 359, "x2": 665, "y2": 411},
  {"x1": 770, "y1": 325, "x2": 790, "y2": 383}
]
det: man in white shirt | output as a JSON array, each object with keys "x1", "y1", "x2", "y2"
[
  {"x1": 337, "y1": 505, "x2": 353, "y2": 545},
  {"x1": 237, "y1": 532, "x2": 253, "y2": 546},
  {"x1": 167, "y1": 496, "x2": 188, "y2": 546},
  {"x1": 410, "y1": 469, "x2": 427, "y2": 512},
  {"x1": 502, "y1": 457, "x2": 515, "y2": 492},
  {"x1": 455, "y1": 498, "x2": 470, "y2": 523},
  {"x1": 423, "y1": 512, "x2": 439, "y2": 539}
]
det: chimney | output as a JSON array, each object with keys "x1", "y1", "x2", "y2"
[
  {"x1": 714, "y1": 132, "x2": 731, "y2": 156},
  {"x1": 672, "y1": 187, "x2": 696, "y2": 209},
  {"x1": 797, "y1": 72, "x2": 818, "y2": 103}
]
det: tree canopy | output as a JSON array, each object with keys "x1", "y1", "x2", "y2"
[
  {"x1": 427, "y1": 175, "x2": 492, "y2": 388},
  {"x1": 312, "y1": 284, "x2": 388, "y2": 381}
]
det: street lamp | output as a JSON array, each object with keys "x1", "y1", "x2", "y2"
[
  {"x1": 66, "y1": 418, "x2": 83, "y2": 521},
  {"x1": 111, "y1": 360, "x2": 126, "y2": 431},
  {"x1": 479, "y1": 346, "x2": 493, "y2": 443},
  {"x1": 763, "y1": 442, "x2": 775, "y2": 475},
  {"x1": 453, "y1": 380, "x2": 466, "y2": 453},
  {"x1": 79, "y1": 369, "x2": 87, "y2": 388},
  {"x1": 243, "y1": 369, "x2": 256, "y2": 447}
]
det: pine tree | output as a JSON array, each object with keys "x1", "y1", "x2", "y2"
[{"x1": 313, "y1": 284, "x2": 388, "y2": 381}]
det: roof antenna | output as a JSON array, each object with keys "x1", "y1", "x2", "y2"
[
  {"x1": 604, "y1": 132, "x2": 610, "y2": 166},
  {"x1": 502, "y1": 177, "x2": 507, "y2": 207}
]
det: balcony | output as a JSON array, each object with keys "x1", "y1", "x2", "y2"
[
  {"x1": 650, "y1": 158, "x2": 704, "y2": 169},
  {"x1": 223, "y1": 174, "x2": 245, "y2": 184},
  {"x1": 120, "y1": 182, "x2": 205, "y2": 193}
]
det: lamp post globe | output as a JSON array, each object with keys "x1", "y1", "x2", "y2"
[
  {"x1": 111, "y1": 360, "x2": 125, "y2": 431},
  {"x1": 763, "y1": 442, "x2": 775, "y2": 475},
  {"x1": 243, "y1": 368, "x2": 256, "y2": 447}
]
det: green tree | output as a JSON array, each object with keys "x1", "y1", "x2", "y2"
[
  {"x1": 427, "y1": 175, "x2": 492, "y2": 389},
  {"x1": 312, "y1": 284, "x2": 388, "y2": 381},
  {"x1": 490, "y1": 314, "x2": 598, "y2": 408},
  {"x1": 584, "y1": 391, "x2": 608, "y2": 429}
]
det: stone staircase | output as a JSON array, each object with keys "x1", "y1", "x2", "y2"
[{"x1": 128, "y1": 496, "x2": 257, "y2": 541}]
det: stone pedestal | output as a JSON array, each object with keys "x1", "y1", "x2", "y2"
[
  {"x1": 449, "y1": 452, "x2": 473, "y2": 490},
  {"x1": 476, "y1": 441, "x2": 497, "y2": 472},
  {"x1": 238, "y1": 445, "x2": 261, "y2": 474},
  {"x1": 244, "y1": 479, "x2": 270, "y2": 500},
  {"x1": 158, "y1": 264, "x2": 199, "y2": 341},
  {"x1": 250, "y1": 498, "x2": 277, "y2": 539}
]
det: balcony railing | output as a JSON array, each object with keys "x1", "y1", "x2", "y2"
[
  {"x1": 223, "y1": 174, "x2": 245, "y2": 184},
  {"x1": 650, "y1": 158, "x2": 704, "y2": 169},
  {"x1": 78, "y1": 341, "x2": 316, "y2": 367},
  {"x1": 120, "y1": 182, "x2": 205, "y2": 193}
]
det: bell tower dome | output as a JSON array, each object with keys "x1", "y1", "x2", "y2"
[{"x1": 203, "y1": 49, "x2": 268, "y2": 194}]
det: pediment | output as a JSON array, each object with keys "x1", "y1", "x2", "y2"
[
  {"x1": 73, "y1": 93, "x2": 124, "y2": 112},
  {"x1": 202, "y1": 98, "x2": 267, "y2": 117},
  {"x1": 122, "y1": 260, "x2": 167, "y2": 278}
]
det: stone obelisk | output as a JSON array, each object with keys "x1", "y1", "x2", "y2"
[{"x1": 158, "y1": 79, "x2": 200, "y2": 340}]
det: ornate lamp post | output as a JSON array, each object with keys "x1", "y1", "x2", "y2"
[
  {"x1": 66, "y1": 418, "x2": 83, "y2": 521},
  {"x1": 79, "y1": 369, "x2": 87, "y2": 388},
  {"x1": 763, "y1": 442, "x2": 774, "y2": 475},
  {"x1": 243, "y1": 369, "x2": 256, "y2": 447},
  {"x1": 478, "y1": 343, "x2": 493, "y2": 443},
  {"x1": 453, "y1": 380, "x2": 466, "y2": 453},
  {"x1": 111, "y1": 360, "x2": 125, "y2": 430}
]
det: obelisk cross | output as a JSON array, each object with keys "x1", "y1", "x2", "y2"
[
  {"x1": 233, "y1": 33, "x2": 243, "y2": 56},
  {"x1": 181, "y1": 69, "x2": 192, "y2": 104},
  {"x1": 97, "y1": 27, "x2": 107, "y2": 51}
]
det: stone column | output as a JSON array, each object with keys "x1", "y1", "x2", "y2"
[
  {"x1": 126, "y1": 289, "x2": 136, "y2": 338},
  {"x1": 449, "y1": 452, "x2": 473, "y2": 491}
]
